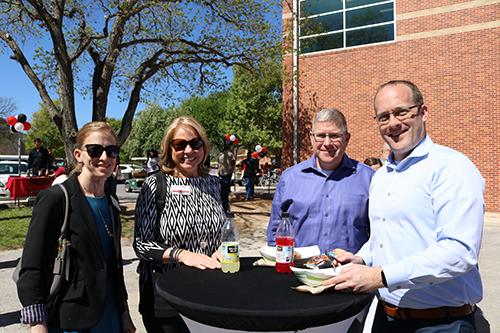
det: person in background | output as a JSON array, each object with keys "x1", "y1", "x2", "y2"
[
  {"x1": 28, "y1": 138, "x2": 49, "y2": 176},
  {"x1": 145, "y1": 149, "x2": 160, "y2": 175},
  {"x1": 218, "y1": 143, "x2": 236, "y2": 212},
  {"x1": 134, "y1": 116, "x2": 225, "y2": 333},
  {"x1": 17, "y1": 121, "x2": 135, "y2": 333},
  {"x1": 241, "y1": 151, "x2": 259, "y2": 200},
  {"x1": 363, "y1": 157, "x2": 383, "y2": 171},
  {"x1": 267, "y1": 108, "x2": 374, "y2": 254},
  {"x1": 380, "y1": 142, "x2": 391, "y2": 165},
  {"x1": 46, "y1": 147, "x2": 58, "y2": 174},
  {"x1": 325, "y1": 80, "x2": 484, "y2": 333}
]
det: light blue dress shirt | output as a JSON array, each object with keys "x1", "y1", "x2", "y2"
[
  {"x1": 357, "y1": 135, "x2": 484, "y2": 309},
  {"x1": 267, "y1": 155, "x2": 374, "y2": 254}
]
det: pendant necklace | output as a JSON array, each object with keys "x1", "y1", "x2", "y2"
[{"x1": 92, "y1": 201, "x2": 114, "y2": 238}]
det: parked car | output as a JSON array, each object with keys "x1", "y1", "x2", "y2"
[
  {"x1": 117, "y1": 164, "x2": 143, "y2": 183},
  {"x1": 0, "y1": 161, "x2": 28, "y2": 197}
]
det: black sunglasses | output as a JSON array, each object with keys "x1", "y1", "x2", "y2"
[
  {"x1": 83, "y1": 144, "x2": 120, "y2": 158},
  {"x1": 171, "y1": 138, "x2": 204, "y2": 151}
]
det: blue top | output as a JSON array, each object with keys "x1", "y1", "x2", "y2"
[
  {"x1": 85, "y1": 197, "x2": 122, "y2": 333},
  {"x1": 357, "y1": 135, "x2": 484, "y2": 308},
  {"x1": 267, "y1": 154, "x2": 374, "y2": 254}
]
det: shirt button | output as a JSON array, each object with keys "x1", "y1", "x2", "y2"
[
  {"x1": 380, "y1": 244, "x2": 383, "y2": 248},
  {"x1": 326, "y1": 194, "x2": 329, "y2": 198},
  {"x1": 382, "y1": 218, "x2": 386, "y2": 222},
  {"x1": 323, "y1": 233, "x2": 327, "y2": 236},
  {"x1": 325, "y1": 213, "x2": 329, "y2": 217},
  {"x1": 387, "y1": 192, "x2": 391, "y2": 197}
]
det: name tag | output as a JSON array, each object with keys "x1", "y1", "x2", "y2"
[{"x1": 171, "y1": 185, "x2": 192, "y2": 195}]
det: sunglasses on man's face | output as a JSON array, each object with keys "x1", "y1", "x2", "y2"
[
  {"x1": 83, "y1": 144, "x2": 120, "y2": 158},
  {"x1": 171, "y1": 138, "x2": 204, "y2": 151}
]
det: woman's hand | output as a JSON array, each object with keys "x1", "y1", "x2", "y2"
[
  {"x1": 178, "y1": 250, "x2": 221, "y2": 270},
  {"x1": 211, "y1": 249, "x2": 222, "y2": 262},
  {"x1": 122, "y1": 309, "x2": 136, "y2": 333},
  {"x1": 30, "y1": 323, "x2": 48, "y2": 333}
]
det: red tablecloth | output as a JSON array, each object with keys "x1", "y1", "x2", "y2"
[{"x1": 6, "y1": 176, "x2": 53, "y2": 200}]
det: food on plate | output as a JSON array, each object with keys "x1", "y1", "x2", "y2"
[{"x1": 304, "y1": 254, "x2": 333, "y2": 269}]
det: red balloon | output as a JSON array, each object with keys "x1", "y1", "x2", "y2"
[
  {"x1": 23, "y1": 122, "x2": 32, "y2": 131},
  {"x1": 6, "y1": 115, "x2": 17, "y2": 126},
  {"x1": 225, "y1": 134, "x2": 230, "y2": 141},
  {"x1": 262, "y1": 147, "x2": 267, "y2": 154},
  {"x1": 251, "y1": 151, "x2": 259, "y2": 159},
  {"x1": 233, "y1": 138, "x2": 239, "y2": 145}
]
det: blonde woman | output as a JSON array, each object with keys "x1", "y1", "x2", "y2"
[
  {"x1": 17, "y1": 122, "x2": 135, "y2": 333},
  {"x1": 134, "y1": 116, "x2": 225, "y2": 332}
]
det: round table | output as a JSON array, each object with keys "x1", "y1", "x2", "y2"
[{"x1": 156, "y1": 257, "x2": 373, "y2": 332}]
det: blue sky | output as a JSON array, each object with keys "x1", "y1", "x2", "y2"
[{"x1": 1, "y1": 54, "x2": 146, "y2": 127}]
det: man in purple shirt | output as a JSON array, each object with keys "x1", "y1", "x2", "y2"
[{"x1": 267, "y1": 108, "x2": 374, "y2": 254}]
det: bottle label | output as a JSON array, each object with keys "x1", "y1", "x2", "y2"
[
  {"x1": 221, "y1": 242, "x2": 239, "y2": 263},
  {"x1": 276, "y1": 245, "x2": 293, "y2": 263}
]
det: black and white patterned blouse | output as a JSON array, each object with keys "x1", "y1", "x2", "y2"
[{"x1": 134, "y1": 173, "x2": 225, "y2": 267}]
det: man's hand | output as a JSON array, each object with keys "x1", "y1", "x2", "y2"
[
  {"x1": 211, "y1": 250, "x2": 222, "y2": 262},
  {"x1": 331, "y1": 250, "x2": 365, "y2": 266},
  {"x1": 323, "y1": 265, "x2": 384, "y2": 293},
  {"x1": 178, "y1": 250, "x2": 221, "y2": 270}
]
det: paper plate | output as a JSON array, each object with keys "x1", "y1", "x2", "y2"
[
  {"x1": 258, "y1": 245, "x2": 321, "y2": 262},
  {"x1": 290, "y1": 266, "x2": 339, "y2": 287}
]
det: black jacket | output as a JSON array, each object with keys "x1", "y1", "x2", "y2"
[{"x1": 17, "y1": 174, "x2": 127, "y2": 329}]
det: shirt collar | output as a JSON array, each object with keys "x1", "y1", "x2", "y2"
[
  {"x1": 386, "y1": 135, "x2": 433, "y2": 171},
  {"x1": 302, "y1": 154, "x2": 356, "y2": 176}
]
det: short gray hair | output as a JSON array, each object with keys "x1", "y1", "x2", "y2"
[{"x1": 312, "y1": 108, "x2": 348, "y2": 133}]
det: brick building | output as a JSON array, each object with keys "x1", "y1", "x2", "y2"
[{"x1": 282, "y1": 0, "x2": 499, "y2": 211}]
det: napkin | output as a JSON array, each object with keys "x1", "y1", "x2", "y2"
[
  {"x1": 252, "y1": 258, "x2": 275, "y2": 267},
  {"x1": 291, "y1": 284, "x2": 334, "y2": 295}
]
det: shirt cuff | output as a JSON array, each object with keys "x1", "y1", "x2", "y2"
[{"x1": 20, "y1": 304, "x2": 48, "y2": 325}]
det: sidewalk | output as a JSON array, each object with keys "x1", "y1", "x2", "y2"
[{"x1": 0, "y1": 193, "x2": 498, "y2": 332}]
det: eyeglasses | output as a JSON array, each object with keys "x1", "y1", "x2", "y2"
[
  {"x1": 83, "y1": 144, "x2": 120, "y2": 158},
  {"x1": 171, "y1": 138, "x2": 204, "y2": 151},
  {"x1": 374, "y1": 104, "x2": 422, "y2": 125},
  {"x1": 311, "y1": 132, "x2": 344, "y2": 143}
]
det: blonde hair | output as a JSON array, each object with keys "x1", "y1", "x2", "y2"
[
  {"x1": 72, "y1": 121, "x2": 117, "y2": 174},
  {"x1": 159, "y1": 116, "x2": 210, "y2": 176}
]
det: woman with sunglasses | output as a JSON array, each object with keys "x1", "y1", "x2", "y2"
[
  {"x1": 17, "y1": 121, "x2": 135, "y2": 333},
  {"x1": 134, "y1": 116, "x2": 226, "y2": 333}
]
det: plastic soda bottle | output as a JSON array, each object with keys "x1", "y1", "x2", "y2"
[
  {"x1": 275, "y1": 211, "x2": 294, "y2": 273},
  {"x1": 221, "y1": 212, "x2": 240, "y2": 273}
]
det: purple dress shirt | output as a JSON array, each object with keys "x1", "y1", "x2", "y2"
[{"x1": 267, "y1": 155, "x2": 373, "y2": 254}]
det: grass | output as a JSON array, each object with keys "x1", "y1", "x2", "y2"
[
  {"x1": 0, "y1": 205, "x2": 134, "y2": 250},
  {"x1": 0, "y1": 206, "x2": 32, "y2": 250}
]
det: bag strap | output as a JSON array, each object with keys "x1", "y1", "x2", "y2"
[
  {"x1": 154, "y1": 171, "x2": 167, "y2": 225},
  {"x1": 55, "y1": 183, "x2": 70, "y2": 239}
]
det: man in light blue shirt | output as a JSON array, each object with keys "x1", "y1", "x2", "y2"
[
  {"x1": 325, "y1": 80, "x2": 484, "y2": 332},
  {"x1": 267, "y1": 108, "x2": 374, "y2": 254}
]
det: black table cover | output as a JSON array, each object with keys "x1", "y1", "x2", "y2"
[{"x1": 156, "y1": 257, "x2": 373, "y2": 331}]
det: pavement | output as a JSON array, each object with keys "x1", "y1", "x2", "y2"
[{"x1": 0, "y1": 188, "x2": 498, "y2": 332}]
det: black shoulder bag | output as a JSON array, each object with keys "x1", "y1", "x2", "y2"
[{"x1": 13, "y1": 183, "x2": 72, "y2": 309}]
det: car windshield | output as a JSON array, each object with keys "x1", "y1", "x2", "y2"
[{"x1": 0, "y1": 163, "x2": 28, "y2": 174}]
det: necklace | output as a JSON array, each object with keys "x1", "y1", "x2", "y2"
[{"x1": 89, "y1": 199, "x2": 114, "y2": 238}]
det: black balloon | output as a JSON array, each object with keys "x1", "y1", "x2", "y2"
[
  {"x1": 10, "y1": 125, "x2": 17, "y2": 133},
  {"x1": 17, "y1": 113, "x2": 27, "y2": 123}
]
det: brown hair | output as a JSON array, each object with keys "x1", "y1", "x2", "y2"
[
  {"x1": 159, "y1": 116, "x2": 210, "y2": 176},
  {"x1": 72, "y1": 121, "x2": 117, "y2": 173}
]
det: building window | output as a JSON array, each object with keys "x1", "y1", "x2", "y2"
[{"x1": 299, "y1": 0, "x2": 395, "y2": 54}]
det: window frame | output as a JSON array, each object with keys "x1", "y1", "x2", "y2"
[{"x1": 299, "y1": 0, "x2": 396, "y2": 55}]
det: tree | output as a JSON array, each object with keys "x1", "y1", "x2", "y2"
[
  {"x1": 224, "y1": 57, "x2": 283, "y2": 158},
  {"x1": 0, "y1": 0, "x2": 278, "y2": 164},
  {"x1": 24, "y1": 103, "x2": 64, "y2": 157},
  {"x1": 120, "y1": 104, "x2": 185, "y2": 161},
  {"x1": 0, "y1": 97, "x2": 20, "y2": 154},
  {"x1": 180, "y1": 91, "x2": 229, "y2": 150}
]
